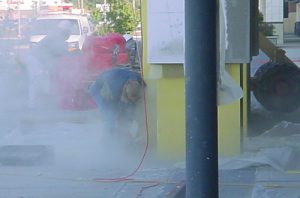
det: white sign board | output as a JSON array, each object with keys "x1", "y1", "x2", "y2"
[
  {"x1": 147, "y1": 0, "x2": 184, "y2": 64},
  {"x1": 265, "y1": 0, "x2": 283, "y2": 22}
]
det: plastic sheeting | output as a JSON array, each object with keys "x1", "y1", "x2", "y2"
[
  {"x1": 219, "y1": 147, "x2": 294, "y2": 172},
  {"x1": 219, "y1": 121, "x2": 300, "y2": 198},
  {"x1": 218, "y1": 0, "x2": 243, "y2": 105}
]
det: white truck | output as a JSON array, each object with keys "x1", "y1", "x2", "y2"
[{"x1": 30, "y1": 14, "x2": 94, "y2": 51}]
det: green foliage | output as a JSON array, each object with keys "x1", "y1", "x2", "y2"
[
  {"x1": 107, "y1": 0, "x2": 136, "y2": 34},
  {"x1": 95, "y1": 23, "x2": 110, "y2": 35},
  {"x1": 90, "y1": 0, "x2": 140, "y2": 35},
  {"x1": 90, "y1": 8, "x2": 103, "y2": 24},
  {"x1": 258, "y1": 12, "x2": 274, "y2": 36}
]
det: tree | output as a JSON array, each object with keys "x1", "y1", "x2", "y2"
[
  {"x1": 90, "y1": 7, "x2": 103, "y2": 24},
  {"x1": 91, "y1": 0, "x2": 140, "y2": 35},
  {"x1": 258, "y1": 12, "x2": 274, "y2": 36}
]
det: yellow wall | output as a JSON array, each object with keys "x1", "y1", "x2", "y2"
[
  {"x1": 217, "y1": 64, "x2": 248, "y2": 156},
  {"x1": 156, "y1": 77, "x2": 185, "y2": 159},
  {"x1": 143, "y1": 64, "x2": 247, "y2": 159},
  {"x1": 143, "y1": 64, "x2": 186, "y2": 160}
]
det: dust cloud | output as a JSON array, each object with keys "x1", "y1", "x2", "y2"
[{"x1": 0, "y1": 22, "x2": 148, "y2": 180}]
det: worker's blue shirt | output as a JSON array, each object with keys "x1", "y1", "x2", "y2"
[{"x1": 89, "y1": 67, "x2": 143, "y2": 119}]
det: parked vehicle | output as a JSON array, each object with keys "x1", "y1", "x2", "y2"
[{"x1": 29, "y1": 14, "x2": 93, "y2": 52}]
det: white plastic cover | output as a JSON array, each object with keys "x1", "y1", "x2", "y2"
[{"x1": 218, "y1": 0, "x2": 243, "y2": 105}]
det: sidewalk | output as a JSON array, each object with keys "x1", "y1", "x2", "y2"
[
  {"x1": 0, "y1": 108, "x2": 186, "y2": 198},
  {"x1": 219, "y1": 121, "x2": 300, "y2": 198}
]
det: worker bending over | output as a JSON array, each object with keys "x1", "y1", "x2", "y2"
[{"x1": 88, "y1": 66, "x2": 145, "y2": 145}]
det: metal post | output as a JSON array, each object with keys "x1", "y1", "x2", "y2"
[
  {"x1": 132, "y1": 0, "x2": 136, "y2": 10},
  {"x1": 104, "y1": 0, "x2": 107, "y2": 23},
  {"x1": 185, "y1": 0, "x2": 219, "y2": 197},
  {"x1": 81, "y1": 0, "x2": 84, "y2": 14}
]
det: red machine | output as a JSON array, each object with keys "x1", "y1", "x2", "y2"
[{"x1": 54, "y1": 33, "x2": 129, "y2": 110}]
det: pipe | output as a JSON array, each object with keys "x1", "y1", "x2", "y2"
[{"x1": 185, "y1": 0, "x2": 219, "y2": 197}]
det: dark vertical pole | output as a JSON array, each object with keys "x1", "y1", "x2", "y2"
[
  {"x1": 185, "y1": 0, "x2": 219, "y2": 197},
  {"x1": 250, "y1": 0, "x2": 259, "y2": 56}
]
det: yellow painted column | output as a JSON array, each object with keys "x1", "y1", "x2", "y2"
[
  {"x1": 156, "y1": 77, "x2": 185, "y2": 159},
  {"x1": 141, "y1": 0, "x2": 186, "y2": 160},
  {"x1": 146, "y1": 63, "x2": 248, "y2": 159},
  {"x1": 218, "y1": 63, "x2": 249, "y2": 156},
  {"x1": 145, "y1": 64, "x2": 186, "y2": 160}
]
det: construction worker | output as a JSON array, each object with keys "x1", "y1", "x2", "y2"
[
  {"x1": 88, "y1": 66, "x2": 145, "y2": 144},
  {"x1": 22, "y1": 20, "x2": 72, "y2": 109}
]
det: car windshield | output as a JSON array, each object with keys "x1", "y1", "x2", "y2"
[{"x1": 31, "y1": 19, "x2": 80, "y2": 35}]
